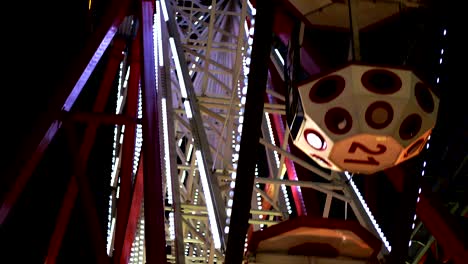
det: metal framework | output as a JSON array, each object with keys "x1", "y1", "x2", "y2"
[
  {"x1": 1, "y1": 1, "x2": 465, "y2": 264},
  {"x1": 142, "y1": 1, "x2": 393, "y2": 262}
]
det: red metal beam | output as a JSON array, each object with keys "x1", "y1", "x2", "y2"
[
  {"x1": 417, "y1": 191, "x2": 468, "y2": 264},
  {"x1": 44, "y1": 39, "x2": 126, "y2": 264},
  {"x1": 270, "y1": 113, "x2": 306, "y2": 216},
  {"x1": 384, "y1": 161, "x2": 420, "y2": 263},
  {"x1": 266, "y1": 59, "x2": 323, "y2": 216},
  {"x1": 120, "y1": 155, "x2": 145, "y2": 264},
  {"x1": 140, "y1": 1, "x2": 167, "y2": 263},
  {"x1": 385, "y1": 161, "x2": 468, "y2": 263},
  {"x1": 44, "y1": 176, "x2": 79, "y2": 264},
  {"x1": 66, "y1": 124, "x2": 111, "y2": 264},
  {"x1": 112, "y1": 31, "x2": 141, "y2": 264},
  {"x1": 0, "y1": 0, "x2": 132, "y2": 225}
]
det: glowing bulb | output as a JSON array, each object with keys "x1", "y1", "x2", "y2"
[{"x1": 305, "y1": 130, "x2": 326, "y2": 150}]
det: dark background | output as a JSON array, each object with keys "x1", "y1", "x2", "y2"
[{"x1": 0, "y1": 0, "x2": 466, "y2": 263}]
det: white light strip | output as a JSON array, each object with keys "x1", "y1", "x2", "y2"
[
  {"x1": 270, "y1": 109, "x2": 307, "y2": 214},
  {"x1": 183, "y1": 100, "x2": 193, "y2": 119},
  {"x1": 107, "y1": 217, "x2": 116, "y2": 255},
  {"x1": 264, "y1": 113, "x2": 280, "y2": 168},
  {"x1": 169, "y1": 37, "x2": 188, "y2": 98},
  {"x1": 274, "y1": 48, "x2": 284, "y2": 66},
  {"x1": 281, "y1": 184, "x2": 292, "y2": 214},
  {"x1": 265, "y1": 112, "x2": 293, "y2": 214},
  {"x1": 409, "y1": 27, "x2": 444, "y2": 247},
  {"x1": 133, "y1": 131, "x2": 142, "y2": 174},
  {"x1": 152, "y1": 12, "x2": 160, "y2": 93},
  {"x1": 123, "y1": 67, "x2": 130, "y2": 89},
  {"x1": 244, "y1": 21, "x2": 249, "y2": 38},
  {"x1": 409, "y1": 103, "x2": 434, "y2": 248},
  {"x1": 110, "y1": 157, "x2": 120, "y2": 187},
  {"x1": 133, "y1": 88, "x2": 143, "y2": 176},
  {"x1": 138, "y1": 217, "x2": 145, "y2": 261},
  {"x1": 107, "y1": 61, "x2": 129, "y2": 254},
  {"x1": 117, "y1": 62, "x2": 124, "y2": 92},
  {"x1": 345, "y1": 171, "x2": 391, "y2": 252},
  {"x1": 159, "y1": 0, "x2": 169, "y2": 21},
  {"x1": 116, "y1": 96, "x2": 124, "y2": 114},
  {"x1": 225, "y1": 13, "x2": 258, "y2": 229},
  {"x1": 162, "y1": 98, "x2": 173, "y2": 203},
  {"x1": 187, "y1": 143, "x2": 193, "y2": 161},
  {"x1": 195, "y1": 150, "x2": 221, "y2": 249},
  {"x1": 155, "y1": 2, "x2": 164, "y2": 67},
  {"x1": 63, "y1": 25, "x2": 117, "y2": 110},
  {"x1": 247, "y1": 0, "x2": 256, "y2": 16},
  {"x1": 169, "y1": 212, "x2": 175, "y2": 240}
]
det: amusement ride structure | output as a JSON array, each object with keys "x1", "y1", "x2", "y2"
[{"x1": 0, "y1": 0, "x2": 466, "y2": 263}]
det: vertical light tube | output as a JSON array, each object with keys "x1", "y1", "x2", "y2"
[
  {"x1": 345, "y1": 171, "x2": 391, "y2": 252},
  {"x1": 196, "y1": 150, "x2": 221, "y2": 249}
]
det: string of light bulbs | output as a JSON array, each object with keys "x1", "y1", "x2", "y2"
[{"x1": 408, "y1": 27, "x2": 447, "y2": 249}]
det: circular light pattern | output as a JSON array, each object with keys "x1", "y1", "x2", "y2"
[
  {"x1": 415, "y1": 82, "x2": 435, "y2": 113},
  {"x1": 325, "y1": 107, "x2": 353, "y2": 135},
  {"x1": 304, "y1": 129, "x2": 327, "y2": 150},
  {"x1": 362, "y1": 69, "x2": 402, "y2": 95},
  {"x1": 365, "y1": 101, "x2": 394, "y2": 129},
  {"x1": 309, "y1": 75, "x2": 345, "y2": 103},
  {"x1": 399, "y1": 114, "x2": 422, "y2": 140}
]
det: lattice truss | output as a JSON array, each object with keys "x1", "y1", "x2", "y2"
[{"x1": 106, "y1": 0, "x2": 392, "y2": 263}]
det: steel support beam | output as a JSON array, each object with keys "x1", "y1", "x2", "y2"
[
  {"x1": 386, "y1": 164, "x2": 420, "y2": 263},
  {"x1": 120, "y1": 155, "x2": 145, "y2": 264},
  {"x1": 164, "y1": 0, "x2": 227, "y2": 249},
  {"x1": 44, "y1": 174, "x2": 79, "y2": 264},
  {"x1": 339, "y1": 171, "x2": 391, "y2": 257},
  {"x1": 65, "y1": 125, "x2": 111, "y2": 264},
  {"x1": 112, "y1": 32, "x2": 141, "y2": 264},
  {"x1": 411, "y1": 236, "x2": 435, "y2": 264},
  {"x1": 224, "y1": 0, "x2": 274, "y2": 262},
  {"x1": 416, "y1": 192, "x2": 468, "y2": 264},
  {"x1": 260, "y1": 113, "x2": 288, "y2": 218},
  {"x1": 259, "y1": 138, "x2": 333, "y2": 181},
  {"x1": 140, "y1": 1, "x2": 167, "y2": 263},
  {"x1": 348, "y1": 0, "x2": 361, "y2": 61},
  {"x1": 0, "y1": 0, "x2": 131, "y2": 225},
  {"x1": 159, "y1": 1, "x2": 186, "y2": 261},
  {"x1": 270, "y1": 113, "x2": 306, "y2": 215},
  {"x1": 44, "y1": 40, "x2": 126, "y2": 264}
]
